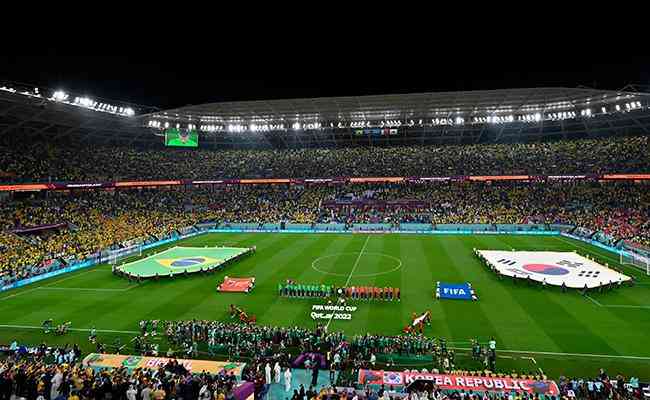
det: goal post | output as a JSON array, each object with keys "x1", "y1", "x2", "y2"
[
  {"x1": 106, "y1": 244, "x2": 143, "y2": 265},
  {"x1": 620, "y1": 251, "x2": 650, "y2": 275}
]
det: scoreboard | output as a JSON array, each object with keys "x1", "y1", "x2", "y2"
[{"x1": 164, "y1": 128, "x2": 199, "y2": 147}]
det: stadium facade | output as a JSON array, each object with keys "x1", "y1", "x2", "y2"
[{"x1": 1, "y1": 81, "x2": 650, "y2": 148}]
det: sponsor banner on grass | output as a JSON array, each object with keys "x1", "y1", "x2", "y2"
[
  {"x1": 310, "y1": 304, "x2": 358, "y2": 321},
  {"x1": 82, "y1": 353, "x2": 245, "y2": 377},
  {"x1": 436, "y1": 282, "x2": 475, "y2": 300},
  {"x1": 358, "y1": 370, "x2": 559, "y2": 396}
]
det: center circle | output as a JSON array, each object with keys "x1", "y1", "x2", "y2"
[{"x1": 311, "y1": 252, "x2": 403, "y2": 277}]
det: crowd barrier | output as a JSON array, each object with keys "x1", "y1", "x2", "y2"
[
  {"x1": 2, "y1": 173, "x2": 650, "y2": 192},
  {"x1": 0, "y1": 225, "x2": 629, "y2": 294}
]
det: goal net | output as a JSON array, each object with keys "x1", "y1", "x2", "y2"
[
  {"x1": 621, "y1": 251, "x2": 650, "y2": 275},
  {"x1": 106, "y1": 244, "x2": 142, "y2": 265}
]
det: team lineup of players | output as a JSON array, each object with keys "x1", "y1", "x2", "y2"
[{"x1": 279, "y1": 280, "x2": 400, "y2": 301}]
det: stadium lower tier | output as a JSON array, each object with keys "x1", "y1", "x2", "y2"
[{"x1": 1, "y1": 181, "x2": 648, "y2": 287}]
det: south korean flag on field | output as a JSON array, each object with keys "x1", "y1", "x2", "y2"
[{"x1": 477, "y1": 250, "x2": 631, "y2": 289}]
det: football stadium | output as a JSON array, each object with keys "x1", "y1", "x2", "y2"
[{"x1": 0, "y1": 78, "x2": 650, "y2": 400}]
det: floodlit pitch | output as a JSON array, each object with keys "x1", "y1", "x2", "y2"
[{"x1": 1, "y1": 233, "x2": 650, "y2": 378}]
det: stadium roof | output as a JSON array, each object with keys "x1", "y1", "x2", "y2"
[
  {"x1": 143, "y1": 87, "x2": 650, "y2": 125},
  {"x1": 2, "y1": 83, "x2": 650, "y2": 148}
]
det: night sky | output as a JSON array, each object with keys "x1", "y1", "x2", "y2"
[{"x1": 1, "y1": 54, "x2": 649, "y2": 110}]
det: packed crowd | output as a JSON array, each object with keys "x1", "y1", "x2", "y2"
[
  {"x1": 556, "y1": 371, "x2": 645, "y2": 400},
  {"x1": 0, "y1": 189, "x2": 224, "y2": 285},
  {"x1": 0, "y1": 349, "x2": 239, "y2": 400},
  {"x1": 3, "y1": 322, "x2": 645, "y2": 400},
  {"x1": 162, "y1": 319, "x2": 494, "y2": 379},
  {"x1": 1, "y1": 181, "x2": 648, "y2": 285},
  {"x1": 0, "y1": 135, "x2": 648, "y2": 183}
]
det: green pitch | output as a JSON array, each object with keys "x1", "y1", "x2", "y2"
[
  {"x1": 1, "y1": 233, "x2": 650, "y2": 379},
  {"x1": 116, "y1": 246, "x2": 249, "y2": 277}
]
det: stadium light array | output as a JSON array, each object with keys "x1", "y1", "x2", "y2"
[
  {"x1": 625, "y1": 101, "x2": 642, "y2": 111},
  {"x1": 487, "y1": 115, "x2": 514, "y2": 124},
  {"x1": 52, "y1": 90, "x2": 69, "y2": 101},
  {"x1": 547, "y1": 111, "x2": 576, "y2": 121},
  {"x1": 199, "y1": 124, "x2": 225, "y2": 132},
  {"x1": 432, "y1": 118, "x2": 453, "y2": 126},
  {"x1": 228, "y1": 124, "x2": 246, "y2": 133},
  {"x1": 350, "y1": 121, "x2": 369, "y2": 128},
  {"x1": 0, "y1": 84, "x2": 137, "y2": 117},
  {"x1": 155, "y1": 101, "x2": 649, "y2": 133}
]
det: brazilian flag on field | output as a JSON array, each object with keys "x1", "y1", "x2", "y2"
[{"x1": 156, "y1": 256, "x2": 219, "y2": 269}]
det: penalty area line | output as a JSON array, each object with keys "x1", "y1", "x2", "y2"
[
  {"x1": 37, "y1": 287, "x2": 136, "y2": 292},
  {"x1": 585, "y1": 294, "x2": 650, "y2": 309},
  {"x1": 0, "y1": 269, "x2": 113, "y2": 301},
  {"x1": 585, "y1": 294, "x2": 603, "y2": 307}
]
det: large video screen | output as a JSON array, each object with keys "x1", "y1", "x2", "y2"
[{"x1": 164, "y1": 128, "x2": 199, "y2": 147}]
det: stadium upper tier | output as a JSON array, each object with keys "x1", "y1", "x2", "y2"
[
  {"x1": 2, "y1": 83, "x2": 650, "y2": 147},
  {"x1": 0, "y1": 135, "x2": 648, "y2": 183}
]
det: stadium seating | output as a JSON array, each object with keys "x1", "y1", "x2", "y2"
[
  {"x1": 3, "y1": 82, "x2": 650, "y2": 399},
  {"x1": 1, "y1": 325, "x2": 640, "y2": 400},
  {"x1": 0, "y1": 135, "x2": 648, "y2": 182},
  {"x1": 1, "y1": 181, "x2": 648, "y2": 285}
]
